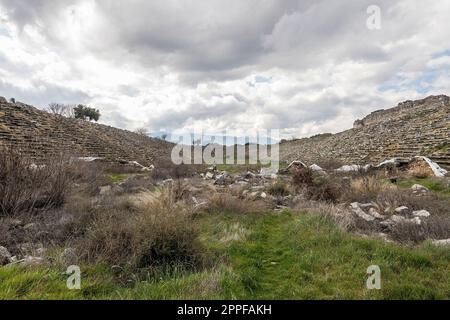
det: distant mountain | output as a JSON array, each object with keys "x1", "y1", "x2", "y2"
[{"x1": 150, "y1": 132, "x2": 279, "y2": 146}]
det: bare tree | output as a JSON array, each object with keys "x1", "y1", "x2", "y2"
[
  {"x1": 135, "y1": 128, "x2": 148, "y2": 136},
  {"x1": 47, "y1": 103, "x2": 74, "y2": 117}
]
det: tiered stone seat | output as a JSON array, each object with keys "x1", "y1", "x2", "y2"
[
  {"x1": 280, "y1": 95, "x2": 450, "y2": 167},
  {"x1": 0, "y1": 98, "x2": 172, "y2": 166}
]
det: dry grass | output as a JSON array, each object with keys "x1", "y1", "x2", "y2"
[
  {"x1": 205, "y1": 192, "x2": 267, "y2": 214},
  {"x1": 291, "y1": 168, "x2": 341, "y2": 203},
  {"x1": 391, "y1": 215, "x2": 450, "y2": 244},
  {"x1": 78, "y1": 188, "x2": 205, "y2": 271},
  {"x1": 267, "y1": 182, "x2": 290, "y2": 197},
  {"x1": 0, "y1": 151, "x2": 74, "y2": 216},
  {"x1": 343, "y1": 175, "x2": 396, "y2": 203},
  {"x1": 294, "y1": 199, "x2": 355, "y2": 232}
]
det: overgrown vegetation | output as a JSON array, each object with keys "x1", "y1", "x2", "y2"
[
  {"x1": 291, "y1": 167, "x2": 341, "y2": 203},
  {"x1": 1, "y1": 212, "x2": 449, "y2": 300},
  {"x1": 0, "y1": 151, "x2": 74, "y2": 217},
  {"x1": 0, "y1": 153, "x2": 449, "y2": 300}
]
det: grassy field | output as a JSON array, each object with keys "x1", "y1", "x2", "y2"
[{"x1": 1, "y1": 211, "x2": 449, "y2": 300}]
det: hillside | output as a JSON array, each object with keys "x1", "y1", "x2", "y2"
[
  {"x1": 0, "y1": 97, "x2": 173, "y2": 166},
  {"x1": 280, "y1": 95, "x2": 450, "y2": 168}
]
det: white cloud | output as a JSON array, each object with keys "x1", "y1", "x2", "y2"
[{"x1": 0, "y1": 0, "x2": 449, "y2": 139}]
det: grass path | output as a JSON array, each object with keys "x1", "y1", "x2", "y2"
[{"x1": 1, "y1": 211, "x2": 449, "y2": 299}]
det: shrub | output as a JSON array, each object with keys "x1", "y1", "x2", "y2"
[
  {"x1": 0, "y1": 151, "x2": 74, "y2": 216},
  {"x1": 291, "y1": 168, "x2": 341, "y2": 203},
  {"x1": 205, "y1": 192, "x2": 266, "y2": 214},
  {"x1": 79, "y1": 189, "x2": 205, "y2": 271},
  {"x1": 292, "y1": 167, "x2": 314, "y2": 188},
  {"x1": 391, "y1": 215, "x2": 450, "y2": 244},
  {"x1": 309, "y1": 180, "x2": 341, "y2": 203},
  {"x1": 267, "y1": 182, "x2": 290, "y2": 197},
  {"x1": 151, "y1": 163, "x2": 203, "y2": 180},
  {"x1": 409, "y1": 166, "x2": 432, "y2": 179},
  {"x1": 74, "y1": 105, "x2": 100, "y2": 122},
  {"x1": 343, "y1": 175, "x2": 394, "y2": 203}
]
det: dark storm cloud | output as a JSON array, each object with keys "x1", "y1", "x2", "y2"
[
  {"x1": 0, "y1": 0, "x2": 449, "y2": 137},
  {"x1": 0, "y1": 80, "x2": 90, "y2": 108}
]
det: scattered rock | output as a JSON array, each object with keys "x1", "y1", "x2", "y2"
[
  {"x1": 411, "y1": 184, "x2": 428, "y2": 191},
  {"x1": 432, "y1": 239, "x2": 450, "y2": 246},
  {"x1": 409, "y1": 217, "x2": 422, "y2": 225},
  {"x1": 309, "y1": 164, "x2": 323, "y2": 172},
  {"x1": 413, "y1": 210, "x2": 431, "y2": 218},
  {"x1": 260, "y1": 167, "x2": 278, "y2": 178},
  {"x1": 205, "y1": 172, "x2": 215, "y2": 180},
  {"x1": 23, "y1": 223, "x2": 36, "y2": 230},
  {"x1": 157, "y1": 178, "x2": 174, "y2": 186},
  {"x1": 0, "y1": 246, "x2": 12, "y2": 265},
  {"x1": 395, "y1": 206, "x2": 409, "y2": 214},
  {"x1": 214, "y1": 172, "x2": 234, "y2": 186},
  {"x1": 19, "y1": 256, "x2": 45, "y2": 267},
  {"x1": 350, "y1": 202, "x2": 375, "y2": 222},
  {"x1": 244, "y1": 171, "x2": 256, "y2": 179},
  {"x1": 368, "y1": 208, "x2": 384, "y2": 219},
  {"x1": 391, "y1": 215, "x2": 406, "y2": 223},
  {"x1": 260, "y1": 192, "x2": 267, "y2": 199},
  {"x1": 249, "y1": 192, "x2": 259, "y2": 198},
  {"x1": 251, "y1": 186, "x2": 265, "y2": 191},
  {"x1": 99, "y1": 185, "x2": 112, "y2": 195},
  {"x1": 286, "y1": 161, "x2": 307, "y2": 171},
  {"x1": 9, "y1": 219, "x2": 23, "y2": 227}
]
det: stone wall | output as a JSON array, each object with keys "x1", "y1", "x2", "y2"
[
  {"x1": 0, "y1": 98, "x2": 173, "y2": 166},
  {"x1": 280, "y1": 95, "x2": 450, "y2": 168}
]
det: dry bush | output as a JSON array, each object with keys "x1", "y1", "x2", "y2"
[
  {"x1": 0, "y1": 151, "x2": 74, "y2": 216},
  {"x1": 292, "y1": 167, "x2": 314, "y2": 188},
  {"x1": 205, "y1": 192, "x2": 267, "y2": 214},
  {"x1": 409, "y1": 166, "x2": 432, "y2": 179},
  {"x1": 391, "y1": 215, "x2": 450, "y2": 244},
  {"x1": 374, "y1": 189, "x2": 449, "y2": 216},
  {"x1": 294, "y1": 199, "x2": 354, "y2": 231},
  {"x1": 117, "y1": 175, "x2": 154, "y2": 194},
  {"x1": 79, "y1": 189, "x2": 205, "y2": 271},
  {"x1": 343, "y1": 175, "x2": 395, "y2": 203},
  {"x1": 267, "y1": 182, "x2": 290, "y2": 197},
  {"x1": 291, "y1": 168, "x2": 341, "y2": 203},
  {"x1": 151, "y1": 163, "x2": 204, "y2": 180}
]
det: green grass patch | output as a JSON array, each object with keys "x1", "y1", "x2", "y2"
[
  {"x1": 398, "y1": 178, "x2": 450, "y2": 195},
  {"x1": 1, "y1": 211, "x2": 449, "y2": 299},
  {"x1": 107, "y1": 173, "x2": 132, "y2": 183}
]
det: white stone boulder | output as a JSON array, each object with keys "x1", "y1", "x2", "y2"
[
  {"x1": 432, "y1": 239, "x2": 450, "y2": 246},
  {"x1": 411, "y1": 184, "x2": 428, "y2": 191},
  {"x1": 413, "y1": 210, "x2": 431, "y2": 218},
  {"x1": 350, "y1": 203, "x2": 375, "y2": 222},
  {"x1": 395, "y1": 206, "x2": 409, "y2": 214}
]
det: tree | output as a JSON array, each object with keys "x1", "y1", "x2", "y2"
[
  {"x1": 46, "y1": 103, "x2": 73, "y2": 117},
  {"x1": 74, "y1": 105, "x2": 101, "y2": 122},
  {"x1": 161, "y1": 133, "x2": 168, "y2": 141},
  {"x1": 135, "y1": 128, "x2": 148, "y2": 136}
]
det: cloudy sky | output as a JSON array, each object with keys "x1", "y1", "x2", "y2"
[{"x1": 0, "y1": 0, "x2": 449, "y2": 139}]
